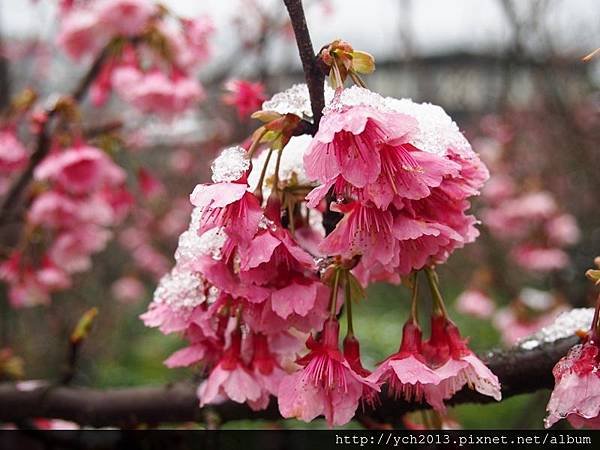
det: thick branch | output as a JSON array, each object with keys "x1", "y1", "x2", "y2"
[
  {"x1": 282, "y1": 0, "x2": 326, "y2": 134},
  {"x1": 0, "y1": 337, "x2": 579, "y2": 427}
]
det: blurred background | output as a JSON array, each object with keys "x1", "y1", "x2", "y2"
[{"x1": 1, "y1": 0, "x2": 599, "y2": 429}]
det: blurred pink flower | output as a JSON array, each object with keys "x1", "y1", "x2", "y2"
[
  {"x1": 56, "y1": 8, "x2": 107, "y2": 61},
  {"x1": 111, "y1": 276, "x2": 145, "y2": 304},
  {"x1": 34, "y1": 145, "x2": 125, "y2": 195},
  {"x1": 455, "y1": 289, "x2": 495, "y2": 319},
  {"x1": 546, "y1": 214, "x2": 580, "y2": 247},
  {"x1": 95, "y1": 0, "x2": 156, "y2": 37},
  {"x1": 112, "y1": 67, "x2": 204, "y2": 118},
  {"x1": 223, "y1": 79, "x2": 266, "y2": 119},
  {"x1": 511, "y1": 245, "x2": 569, "y2": 273},
  {"x1": 0, "y1": 130, "x2": 28, "y2": 173}
]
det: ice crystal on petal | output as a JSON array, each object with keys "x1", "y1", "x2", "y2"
[
  {"x1": 262, "y1": 84, "x2": 334, "y2": 120},
  {"x1": 197, "y1": 227, "x2": 228, "y2": 260},
  {"x1": 248, "y1": 135, "x2": 314, "y2": 194},
  {"x1": 325, "y1": 85, "x2": 388, "y2": 113},
  {"x1": 153, "y1": 268, "x2": 205, "y2": 310},
  {"x1": 211, "y1": 146, "x2": 250, "y2": 183},
  {"x1": 518, "y1": 308, "x2": 594, "y2": 349},
  {"x1": 174, "y1": 207, "x2": 203, "y2": 266},
  {"x1": 384, "y1": 97, "x2": 471, "y2": 157}
]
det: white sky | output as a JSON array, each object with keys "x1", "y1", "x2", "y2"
[{"x1": 1, "y1": 0, "x2": 598, "y2": 67}]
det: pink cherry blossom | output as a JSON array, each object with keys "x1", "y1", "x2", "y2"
[
  {"x1": 455, "y1": 289, "x2": 495, "y2": 319},
  {"x1": 95, "y1": 0, "x2": 156, "y2": 37},
  {"x1": 545, "y1": 340, "x2": 600, "y2": 429},
  {"x1": 49, "y1": 225, "x2": 112, "y2": 273},
  {"x1": 320, "y1": 201, "x2": 396, "y2": 267},
  {"x1": 278, "y1": 319, "x2": 378, "y2": 426},
  {"x1": 367, "y1": 321, "x2": 443, "y2": 410},
  {"x1": 197, "y1": 331, "x2": 262, "y2": 407},
  {"x1": 190, "y1": 182, "x2": 262, "y2": 244},
  {"x1": 422, "y1": 316, "x2": 501, "y2": 411},
  {"x1": 112, "y1": 67, "x2": 205, "y2": 118},
  {"x1": 0, "y1": 130, "x2": 28, "y2": 173},
  {"x1": 111, "y1": 276, "x2": 145, "y2": 303},
  {"x1": 223, "y1": 79, "x2": 266, "y2": 119},
  {"x1": 304, "y1": 104, "x2": 416, "y2": 188},
  {"x1": 57, "y1": 8, "x2": 107, "y2": 61},
  {"x1": 34, "y1": 145, "x2": 125, "y2": 195},
  {"x1": 511, "y1": 245, "x2": 569, "y2": 273}
]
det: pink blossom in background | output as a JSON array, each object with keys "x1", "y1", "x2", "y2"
[
  {"x1": 511, "y1": 246, "x2": 570, "y2": 273},
  {"x1": 223, "y1": 79, "x2": 267, "y2": 119},
  {"x1": 546, "y1": 214, "x2": 580, "y2": 246},
  {"x1": 138, "y1": 167, "x2": 165, "y2": 200},
  {"x1": 455, "y1": 289, "x2": 495, "y2": 319},
  {"x1": 112, "y1": 68, "x2": 204, "y2": 118},
  {"x1": 34, "y1": 144, "x2": 125, "y2": 195},
  {"x1": 493, "y1": 289, "x2": 565, "y2": 346},
  {"x1": 111, "y1": 276, "x2": 146, "y2": 304},
  {"x1": 56, "y1": 7, "x2": 107, "y2": 61},
  {"x1": 95, "y1": 0, "x2": 156, "y2": 37},
  {"x1": 0, "y1": 130, "x2": 28, "y2": 173}
]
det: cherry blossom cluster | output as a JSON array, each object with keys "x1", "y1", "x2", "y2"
[
  {"x1": 57, "y1": 0, "x2": 213, "y2": 118},
  {"x1": 143, "y1": 83, "x2": 501, "y2": 426},
  {"x1": 482, "y1": 188, "x2": 580, "y2": 273},
  {"x1": 0, "y1": 141, "x2": 132, "y2": 307}
]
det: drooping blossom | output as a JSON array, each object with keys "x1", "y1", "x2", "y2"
[
  {"x1": 422, "y1": 315, "x2": 501, "y2": 411},
  {"x1": 545, "y1": 339, "x2": 600, "y2": 429},
  {"x1": 198, "y1": 330, "x2": 262, "y2": 407},
  {"x1": 301, "y1": 87, "x2": 488, "y2": 282},
  {"x1": 278, "y1": 319, "x2": 378, "y2": 426},
  {"x1": 367, "y1": 321, "x2": 443, "y2": 410}
]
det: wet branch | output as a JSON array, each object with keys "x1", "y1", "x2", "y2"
[{"x1": 0, "y1": 336, "x2": 578, "y2": 427}]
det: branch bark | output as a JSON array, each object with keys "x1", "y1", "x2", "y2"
[
  {"x1": 282, "y1": 0, "x2": 326, "y2": 134},
  {"x1": 0, "y1": 336, "x2": 578, "y2": 427}
]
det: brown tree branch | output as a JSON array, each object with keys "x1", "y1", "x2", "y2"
[
  {"x1": 0, "y1": 336, "x2": 579, "y2": 427},
  {"x1": 282, "y1": 0, "x2": 326, "y2": 134}
]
